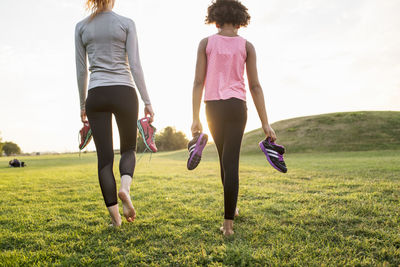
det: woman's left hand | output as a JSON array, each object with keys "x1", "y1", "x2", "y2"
[
  {"x1": 263, "y1": 124, "x2": 276, "y2": 141},
  {"x1": 144, "y1": 104, "x2": 155, "y2": 123},
  {"x1": 81, "y1": 109, "x2": 87, "y2": 123}
]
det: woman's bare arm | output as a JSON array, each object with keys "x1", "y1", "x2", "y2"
[
  {"x1": 246, "y1": 41, "x2": 276, "y2": 141},
  {"x1": 191, "y1": 38, "x2": 208, "y2": 135}
]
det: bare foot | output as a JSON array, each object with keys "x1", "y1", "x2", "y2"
[
  {"x1": 220, "y1": 219, "x2": 234, "y2": 237},
  {"x1": 109, "y1": 215, "x2": 122, "y2": 227},
  {"x1": 118, "y1": 189, "x2": 136, "y2": 222},
  {"x1": 220, "y1": 227, "x2": 234, "y2": 237},
  {"x1": 107, "y1": 204, "x2": 122, "y2": 227}
]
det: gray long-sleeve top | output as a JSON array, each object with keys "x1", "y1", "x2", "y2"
[{"x1": 75, "y1": 11, "x2": 151, "y2": 111}]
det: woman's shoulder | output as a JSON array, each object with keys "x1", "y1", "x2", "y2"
[
  {"x1": 233, "y1": 35, "x2": 247, "y2": 43},
  {"x1": 75, "y1": 16, "x2": 90, "y2": 33},
  {"x1": 110, "y1": 12, "x2": 135, "y2": 28},
  {"x1": 238, "y1": 35, "x2": 247, "y2": 42},
  {"x1": 75, "y1": 16, "x2": 90, "y2": 27},
  {"x1": 197, "y1": 37, "x2": 209, "y2": 51},
  {"x1": 207, "y1": 33, "x2": 219, "y2": 40},
  {"x1": 245, "y1": 39, "x2": 254, "y2": 49},
  {"x1": 200, "y1": 37, "x2": 210, "y2": 45}
]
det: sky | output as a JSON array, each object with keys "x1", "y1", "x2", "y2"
[{"x1": 0, "y1": 0, "x2": 399, "y2": 153}]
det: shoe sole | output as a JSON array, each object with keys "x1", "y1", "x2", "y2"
[
  {"x1": 187, "y1": 133, "x2": 208, "y2": 170},
  {"x1": 259, "y1": 141, "x2": 285, "y2": 173},
  {"x1": 137, "y1": 120, "x2": 157, "y2": 153},
  {"x1": 80, "y1": 129, "x2": 92, "y2": 150}
]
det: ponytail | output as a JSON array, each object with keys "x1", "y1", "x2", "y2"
[{"x1": 86, "y1": 0, "x2": 113, "y2": 19}]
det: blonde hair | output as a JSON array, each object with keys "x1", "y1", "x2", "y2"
[{"x1": 86, "y1": 0, "x2": 113, "y2": 18}]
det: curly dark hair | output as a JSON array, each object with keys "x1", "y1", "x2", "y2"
[{"x1": 205, "y1": 0, "x2": 251, "y2": 27}]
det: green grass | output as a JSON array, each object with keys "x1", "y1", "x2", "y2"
[
  {"x1": 241, "y1": 111, "x2": 400, "y2": 153},
  {"x1": 1, "y1": 150, "x2": 399, "y2": 266}
]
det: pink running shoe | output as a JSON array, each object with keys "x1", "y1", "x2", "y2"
[
  {"x1": 79, "y1": 121, "x2": 92, "y2": 150},
  {"x1": 137, "y1": 117, "x2": 157, "y2": 153}
]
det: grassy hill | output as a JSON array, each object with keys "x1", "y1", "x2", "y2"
[
  {"x1": 196, "y1": 111, "x2": 400, "y2": 156},
  {"x1": 241, "y1": 111, "x2": 400, "y2": 153}
]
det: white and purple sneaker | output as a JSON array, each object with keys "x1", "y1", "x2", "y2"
[
  {"x1": 259, "y1": 137, "x2": 287, "y2": 173},
  {"x1": 187, "y1": 133, "x2": 208, "y2": 170}
]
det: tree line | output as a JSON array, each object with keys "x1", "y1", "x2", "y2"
[{"x1": 0, "y1": 126, "x2": 188, "y2": 156}]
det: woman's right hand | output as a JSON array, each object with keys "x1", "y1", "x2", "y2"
[
  {"x1": 144, "y1": 104, "x2": 155, "y2": 123},
  {"x1": 191, "y1": 119, "x2": 203, "y2": 136},
  {"x1": 263, "y1": 124, "x2": 276, "y2": 141}
]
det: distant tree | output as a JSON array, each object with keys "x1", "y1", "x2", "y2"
[
  {"x1": 156, "y1": 127, "x2": 188, "y2": 151},
  {"x1": 136, "y1": 126, "x2": 188, "y2": 152},
  {"x1": 2, "y1": 142, "x2": 22, "y2": 156}
]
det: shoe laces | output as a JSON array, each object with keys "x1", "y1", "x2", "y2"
[{"x1": 137, "y1": 147, "x2": 153, "y2": 163}]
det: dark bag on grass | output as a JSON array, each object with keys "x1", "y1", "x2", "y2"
[{"x1": 9, "y1": 159, "x2": 25, "y2": 168}]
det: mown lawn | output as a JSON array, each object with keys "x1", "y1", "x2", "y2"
[{"x1": 0, "y1": 150, "x2": 399, "y2": 266}]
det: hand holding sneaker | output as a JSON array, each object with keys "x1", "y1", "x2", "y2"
[
  {"x1": 191, "y1": 119, "x2": 203, "y2": 136},
  {"x1": 144, "y1": 104, "x2": 154, "y2": 123},
  {"x1": 262, "y1": 124, "x2": 276, "y2": 142},
  {"x1": 79, "y1": 121, "x2": 92, "y2": 151},
  {"x1": 81, "y1": 109, "x2": 87, "y2": 123}
]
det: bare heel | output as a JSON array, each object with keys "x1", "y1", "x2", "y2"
[{"x1": 118, "y1": 190, "x2": 136, "y2": 222}]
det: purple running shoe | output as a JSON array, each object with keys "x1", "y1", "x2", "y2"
[
  {"x1": 187, "y1": 133, "x2": 208, "y2": 170},
  {"x1": 259, "y1": 137, "x2": 287, "y2": 173}
]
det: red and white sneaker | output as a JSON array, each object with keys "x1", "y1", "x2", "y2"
[
  {"x1": 79, "y1": 121, "x2": 92, "y2": 150},
  {"x1": 137, "y1": 117, "x2": 157, "y2": 153}
]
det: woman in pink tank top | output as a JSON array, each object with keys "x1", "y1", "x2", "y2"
[{"x1": 190, "y1": 0, "x2": 277, "y2": 237}]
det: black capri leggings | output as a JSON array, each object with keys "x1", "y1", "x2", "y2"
[
  {"x1": 206, "y1": 98, "x2": 247, "y2": 220},
  {"x1": 86, "y1": 85, "x2": 138, "y2": 207}
]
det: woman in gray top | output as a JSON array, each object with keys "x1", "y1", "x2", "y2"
[{"x1": 75, "y1": 0, "x2": 153, "y2": 227}]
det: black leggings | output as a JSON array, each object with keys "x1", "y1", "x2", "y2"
[
  {"x1": 206, "y1": 98, "x2": 247, "y2": 220},
  {"x1": 86, "y1": 85, "x2": 138, "y2": 207}
]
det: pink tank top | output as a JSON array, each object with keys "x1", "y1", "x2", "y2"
[{"x1": 204, "y1": 34, "x2": 247, "y2": 102}]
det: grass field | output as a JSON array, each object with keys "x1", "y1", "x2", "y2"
[{"x1": 1, "y1": 150, "x2": 399, "y2": 266}]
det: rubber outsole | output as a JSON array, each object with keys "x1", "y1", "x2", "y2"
[
  {"x1": 187, "y1": 133, "x2": 208, "y2": 170},
  {"x1": 79, "y1": 129, "x2": 92, "y2": 150}
]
